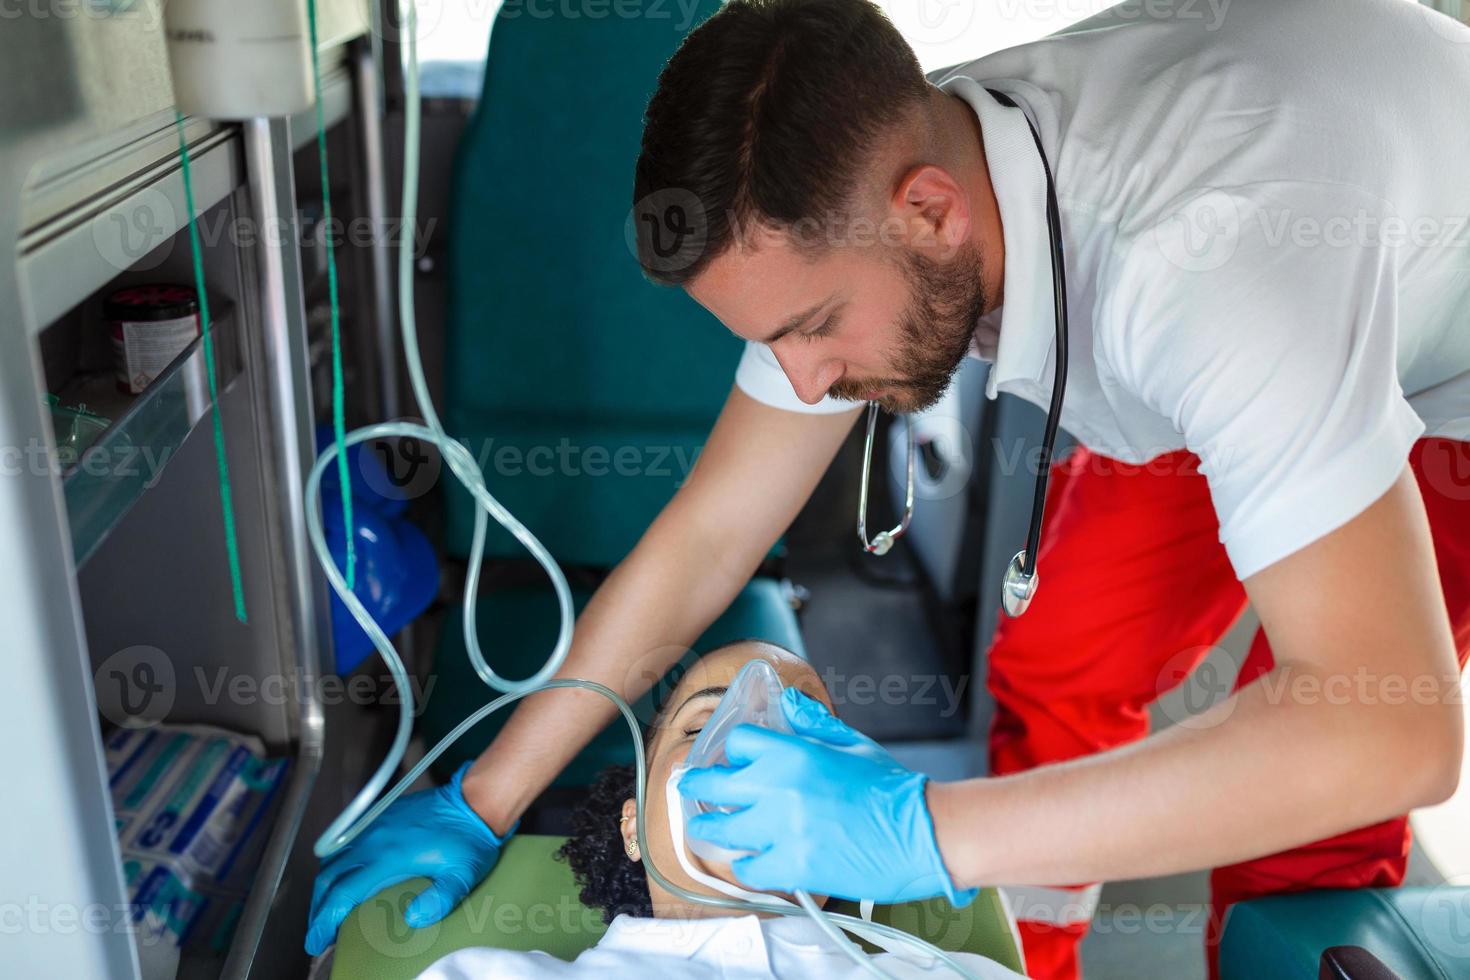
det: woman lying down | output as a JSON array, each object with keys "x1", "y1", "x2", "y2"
[{"x1": 418, "y1": 641, "x2": 1024, "y2": 979}]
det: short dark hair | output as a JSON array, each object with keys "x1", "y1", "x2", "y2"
[{"x1": 632, "y1": 0, "x2": 929, "y2": 285}]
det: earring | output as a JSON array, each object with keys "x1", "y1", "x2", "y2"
[{"x1": 620, "y1": 814, "x2": 640, "y2": 859}]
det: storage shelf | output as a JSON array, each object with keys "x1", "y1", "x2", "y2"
[
  {"x1": 18, "y1": 127, "x2": 244, "y2": 337},
  {"x1": 60, "y1": 306, "x2": 241, "y2": 567},
  {"x1": 3, "y1": 5, "x2": 375, "y2": 977}
]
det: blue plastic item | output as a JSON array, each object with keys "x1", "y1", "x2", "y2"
[
  {"x1": 320, "y1": 489, "x2": 437, "y2": 675},
  {"x1": 314, "y1": 424, "x2": 436, "y2": 673},
  {"x1": 315, "y1": 423, "x2": 410, "y2": 518}
]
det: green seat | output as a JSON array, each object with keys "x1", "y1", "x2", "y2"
[
  {"x1": 330, "y1": 835, "x2": 1026, "y2": 978},
  {"x1": 1219, "y1": 886, "x2": 1470, "y2": 979},
  {"x1": 420, "y1": 578, "x2": 806, "y2": 786},
  {"x1": 444, "y1": 420, "x2": 722, "y2": 569},
  {"x1": 441, "y1": 0, "x2": 732, "y2": 566}
]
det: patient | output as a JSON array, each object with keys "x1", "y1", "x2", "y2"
[{"x1": 417, "y1": 641, "x2": 1023, "y2": 979}]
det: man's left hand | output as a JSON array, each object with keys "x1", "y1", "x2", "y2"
[{"x1": 677, "y1": 688, "x2": 977, "y2": 907}]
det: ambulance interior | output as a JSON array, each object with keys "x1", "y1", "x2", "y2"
[{"x1": 4, "y1": 2, "x2": 1469, "y2": 979}]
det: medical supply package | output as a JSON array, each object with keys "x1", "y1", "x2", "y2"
[{"x1": 104, "y1": 723, "x2": 289, "y2": 966}]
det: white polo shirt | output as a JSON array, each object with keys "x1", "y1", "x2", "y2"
[{"x1": 735, "y1": 0, "x2": 1470, "y2": 578}]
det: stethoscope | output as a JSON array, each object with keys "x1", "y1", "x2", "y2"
[{"x1": 857, "y1": 88, "x2": 1068, "y2": 620}]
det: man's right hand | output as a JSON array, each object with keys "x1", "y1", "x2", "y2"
[{"x1": 305, "y1": 762, "x2": 513, "y2": 955}]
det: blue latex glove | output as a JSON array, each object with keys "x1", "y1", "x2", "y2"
[
  {"x1": 679, "y1": 689, "x2": 976, "y2": 908},
  {"x1": 305, "y1": 762, "x2": 513, "y2": 955}
]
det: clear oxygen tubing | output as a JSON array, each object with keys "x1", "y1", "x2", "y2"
[{"x1": 305, "y1": 4, "x2": 983, "y2": 978}]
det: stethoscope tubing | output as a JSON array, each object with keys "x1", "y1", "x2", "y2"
[
  {"x1": 995, "y1": 88, "x2": 1069, "y2": 581},
  {"x1": 859, "y1": 88, "x2": 1068, "y2": 616}
]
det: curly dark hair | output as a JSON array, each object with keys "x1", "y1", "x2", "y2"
[
  {"x1": 555, "y1": 640, "x2": 801, "y2": 922},
  {"x1": 554, "y1": 764, "x2": 652, "y2": 922}
]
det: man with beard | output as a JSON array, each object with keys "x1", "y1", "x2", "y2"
[{"x1": 310, "y1": 1, "x2": 1470, "y2": 977}]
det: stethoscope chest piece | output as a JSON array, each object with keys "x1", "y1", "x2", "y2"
[
  {"x1": 857, "y1": 402, "x2": 915, "y2": 556},
  {"x1": 1001, "y1": 549, "x2": 1039, "y2": 618}
]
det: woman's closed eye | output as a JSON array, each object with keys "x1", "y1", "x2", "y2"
[{"x1": 681, "y1": 708, "x2": 716, "y2": 740}]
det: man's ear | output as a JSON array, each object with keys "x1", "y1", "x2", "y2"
[
  {"x1": 894, "y1": 163, "x2": 971, "y2": 257},
  {"x1": 619, "y1": 798, "x2": 641, "y2": 864}
]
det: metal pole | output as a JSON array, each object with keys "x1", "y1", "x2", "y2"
[
  {"x1": 223, "y1": 115, "x2": 328, "y2": 979},
  {"x1": 354, "y1": 43, "x2": 401, "y2": 420}
]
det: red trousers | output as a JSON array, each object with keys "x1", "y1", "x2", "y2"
[{"x1": 985, "y1": 439, "x2": 1470, "y2": 980}]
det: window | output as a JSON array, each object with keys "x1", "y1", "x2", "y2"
[{"x1": 411, "y1": 0, "x2": 501, "y2": 99}]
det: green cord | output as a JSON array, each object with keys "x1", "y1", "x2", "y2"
[
  {"x1": 174, "y1": 113, "x2": 248, "y2": 624},
  {"x1": 308, "y1": 0, "x2": 356, "y2": 591},
  {"x1": 171, "y1": 4, "x2": 354, "y2": 625}
]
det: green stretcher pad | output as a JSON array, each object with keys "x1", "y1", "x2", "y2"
[{"x1": 330, "y1": 834, "x2": 1025, "y2": 978}]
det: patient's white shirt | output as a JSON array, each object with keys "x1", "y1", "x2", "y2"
[{"x1": 415, "y1": 914, "x2": 1025, "y2": 979}]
